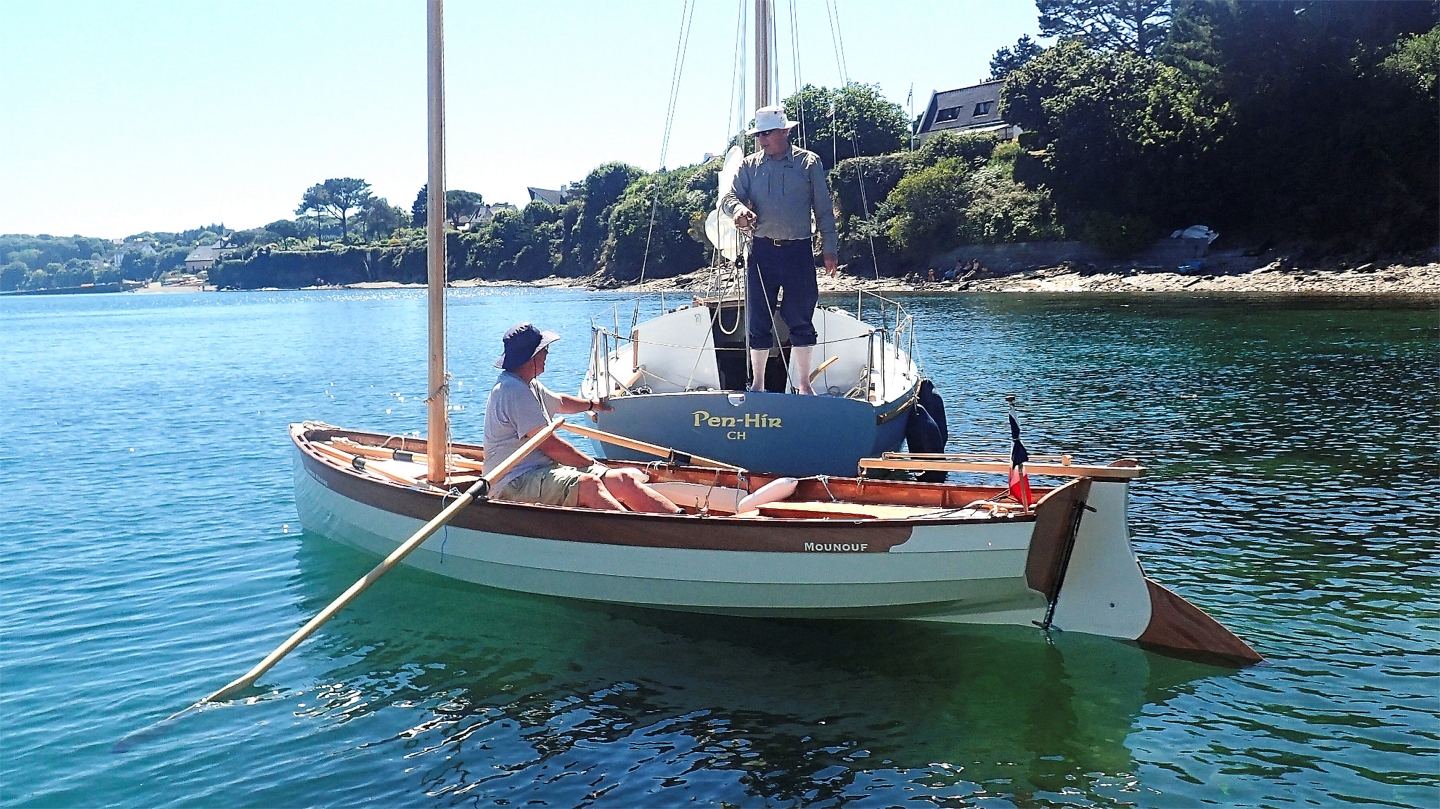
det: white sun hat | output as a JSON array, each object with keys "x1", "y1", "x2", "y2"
[{"x1": 747, "y1": 105, "x2": 798, "y2": 134}]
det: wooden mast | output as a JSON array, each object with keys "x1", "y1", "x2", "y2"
[
  {"x1": 754, "y1": 0, "x2": 773, "y2": 109},
  {"x1": 425, "y1": 0, "x2": 448, "y2": 485}
]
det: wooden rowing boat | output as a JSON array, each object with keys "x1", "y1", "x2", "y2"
[{"x1": 291, "y1": 422, "x2": 1262, "y2": 665}]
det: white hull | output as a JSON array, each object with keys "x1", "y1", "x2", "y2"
[
  {"x1": 289, "y1": 425, "x2": 1261, "y2": 664},
  {"x1": 296, "y1": 454, "x2": 1049, "y2": 622}
]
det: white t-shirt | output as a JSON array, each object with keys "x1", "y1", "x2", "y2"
[{"x1": 483, "y1": 371, "x2": 563, "y2": 492}]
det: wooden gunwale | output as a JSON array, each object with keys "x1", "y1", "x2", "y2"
[{"x1": 291, "y1": 424, "x2": 1047, "y2": 554}]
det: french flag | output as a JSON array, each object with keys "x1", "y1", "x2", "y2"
[{"x1": 1008, "y1": 412, "x2": 1032, "y2": 509}]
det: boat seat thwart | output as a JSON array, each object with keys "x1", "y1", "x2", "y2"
[{"x1": 311, "y1": 436, "x2": 1028, "y2": 521}]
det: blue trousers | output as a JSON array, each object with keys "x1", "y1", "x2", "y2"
[{"x1": 747, "y1": 240, "x2": 818, "y2": 349}]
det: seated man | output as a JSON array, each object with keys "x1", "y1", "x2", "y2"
[{"x1": 483, "y1": 322, "x2": 682, "y2": 514}]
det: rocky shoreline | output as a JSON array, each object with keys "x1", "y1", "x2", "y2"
[
  {"x1": 209, "y1": 256, "x2": 1440, "y2": 297},
  {"x1": 596, "y1": 258, "x2": 1440, "y2": 296}
]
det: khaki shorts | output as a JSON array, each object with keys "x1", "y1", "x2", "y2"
[{"x1": 495, "y1": 463, "x2": 602, "y2": 507}]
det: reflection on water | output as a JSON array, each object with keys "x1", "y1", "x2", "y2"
[{"x1": 288, "y1": 536, "x2": 1230, "y2": 807}]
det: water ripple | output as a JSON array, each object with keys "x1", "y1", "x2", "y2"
[{"x1": 1, "y1": 290, "x2": 1436, "y2": 808}]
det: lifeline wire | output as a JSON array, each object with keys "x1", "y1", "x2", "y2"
[{"x1": 636, "y1": 0, "x2": 698, "y2": 292}]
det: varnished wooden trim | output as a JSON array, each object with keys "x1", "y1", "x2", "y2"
[
  {"x1": 1024, "y1": 478, "x2": 1091, "y2": 600},
  {"x1": 1137, "y1": 579, "x2": 1263, "y2": 665},
  {"x1": 295, "y1": 427, "x2": 916, "y2": 553}
]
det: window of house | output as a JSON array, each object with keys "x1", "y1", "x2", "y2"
[
  {"x1": 935, "y1": 106, "x2": 961, "y2": 122},
  {"x1": 973, "y1": 101, "x2": 994, "y2": 116}
]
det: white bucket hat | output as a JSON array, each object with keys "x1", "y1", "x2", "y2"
[{"x1": 747, "y1": 105, "x2": 797, "y2": 134}]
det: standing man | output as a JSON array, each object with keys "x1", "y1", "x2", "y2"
[
  {"x1": 720, "y1": 105, "x2": 839, "y2": 395},
  {"x1": 484, "y1": 322, "x2": 681, "y2": 514}
]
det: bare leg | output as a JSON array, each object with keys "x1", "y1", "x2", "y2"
[
  {"x1": 749, "y1": 348, "x2": 770, "y2": 392},
  {"x1": 603, "y1": 469, "x2": 683, "y2": 514},
  {"x1": 791, "y1": 345, "x2": 815, "y2": 394},
  {"x1": 574, "y1": 474, "x2": 625, "y2": 511}
]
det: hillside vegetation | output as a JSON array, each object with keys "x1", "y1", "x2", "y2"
[{"x1": 6, "y1": 1, "x2": 1434, "y2": 292}]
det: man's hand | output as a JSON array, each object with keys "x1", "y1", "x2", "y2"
[
  {"x1": 734, "y1": 208, "x2": 757, "y2": 231},
  {"x1": 823, "y1": 253, "x2": 838, "y2": 277},
  {"x1": 591, "y1": 399, "x2": 614, "y2": 413}
]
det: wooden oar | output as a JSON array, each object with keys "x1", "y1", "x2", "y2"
[
  {"x1": 203, "y1": 416, "x2": 563, "y2": 704},
  {"x1": 115, "y1": 418, "x2": 564, "y2": 752},
  {"x1": 558, "y1": 420, "x2": 744, "y2": 471}
]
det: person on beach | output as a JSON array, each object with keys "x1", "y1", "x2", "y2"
[
  {"x1": 719, "y1": 105, "x2": 839, "y2": 395},
  {"x1": 483, "y1": 323, "x2": 682, "y2": 513}
]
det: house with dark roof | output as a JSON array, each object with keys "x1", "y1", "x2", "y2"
[
  {"x1": 183, "y1": 236, "x2": 236, "y2": 272},
  {"x1": 527, "y1": 187, "x2": 568, "y2": 207},
  {"x1": 915, "y1": 80, "x2": 1019, "y2": 144}
]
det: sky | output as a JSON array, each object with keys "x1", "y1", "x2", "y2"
[{"x1": 0, "y1": 1, "x2": 1045, "y2": 239}]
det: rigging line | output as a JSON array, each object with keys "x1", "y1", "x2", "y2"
[
  {"x1": 724, "y1": 0, "x2": 746, "y2": 147},
  {"x1": 639, "y1": 0, "x2": 698, "y2": 291},
  {"x1": 736, "y1": 0, "x2": 748, "y2": 140},
  {"x1": 819, "y1": 0, "x2": 880, "y2": 280},
  {"x1": 788, "y1": 0, "x2": 806, "y2": 150},
  {"x1": 826, "y1": 0, "x2": 850, "y2": 84},
  {"x1": 823, "y1": 0, "x2": 847, "y2": 85}
]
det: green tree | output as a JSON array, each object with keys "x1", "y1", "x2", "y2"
[
  {"x1": 0, "y1": 260, "x2": 27, "y2": 290},
  {"x1": 564, "y1": 162, "x2": 644, "y2": 273},
  {"x1": 1037, "y1": 0, "x2": 1171, "y2": 55},
  {"x1": 1384, "y1": 24, "x2": 1440, "y2": 98},
  {"x1": 1001, "y1": 39, "x2": 1224, "y2": 242},
  {"x1": 1176, "y1": 1, "x2": 1438, "y2": 246},
  {"x1": 265, "y1": 219, "x2": 302, "y2": 239},
  {"x1": 990, "y1": 34, "x2": 1044, "y2": 79},
  {"x1": 959, "y1": 157, "x2": 1066, "y2": 244},
  {"x1": 297, "y1": 178, "x2": 373, "y2": 242},
  {"x1": 411, "y1": 185, "x2": 428, "y2": 227},
  {"x1": 7, "y1": 248, "x2": 40, "y2": 268},
  {"x1": 26, "y1": 268, "x2": 50, "y2": 290},
  {"x1": 881, "y1": 158, "x2": 971, "y2": 258},
  {"x1": 445, "y1": 190, "x2": 485, "y2": 227},
  {"x1": 462, "y1": 208, "x2": 554, "y2": 281},
  {"x1": 603, "y1": 164, "x2": 709, "y2": 281},
  {"x1": 783, "y1": 83, "x2": 909, "y2": 170},
  {"x1": 361, "y1": 198, "x2": 407, "y2": 240}
]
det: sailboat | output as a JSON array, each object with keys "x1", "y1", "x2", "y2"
[
  {"x1": 284, "y1": 0, "x2": 1261, "y2": 669},
  {"x1": 577, "y1": 0, "x2": 928, "y2": 478}
]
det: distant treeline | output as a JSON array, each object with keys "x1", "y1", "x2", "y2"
[
  {"x1": 8, "y1": 1, "x2": 1435, "y2": 293},
  {"x1": 0, "y1": 228, "x2": 226, "y2": 292}
]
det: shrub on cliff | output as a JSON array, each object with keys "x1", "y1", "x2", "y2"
[
  {"x1": 830, "y1": 154, "x2": 912, "y2": 237},
  {"x1": 462, "y1": 208, "x2": 557, "y2": 281},
  {"x1": 960, "y1": 161, "x2": 1065, "y2": 245},
  {"x1": 561, "y1": 162, "x2": 644, "y2": 275},
  {"x1": 915, "y1": 131, "x2": 1000, "y2": 168},
  {"x1": 1002, "y1": 38, "x2": 1224, "y2": 248},
  {"x1": 880, "y1": 158, "x2": 970, "y2": 259},
  {"x1": 602, "y1": 162, "x2": 712, "y2": 281}
]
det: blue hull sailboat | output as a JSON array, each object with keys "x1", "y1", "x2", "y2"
[{"x1": 579, "y1": 0, "x2": 929, "y2": 477}]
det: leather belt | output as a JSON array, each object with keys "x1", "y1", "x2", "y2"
[{"x1": 762, "y1": 238, "x2": 809, "y2": 247}]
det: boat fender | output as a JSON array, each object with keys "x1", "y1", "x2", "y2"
[
  {"x1": 917, "y1": 378, "x2": 948, "y2": 446},
  {"x1": 737, "y1": 477, "x2": 798, "y2": 513},
  {"x1": 905, "y1": 402, "x2": 947, "y2": 483}
]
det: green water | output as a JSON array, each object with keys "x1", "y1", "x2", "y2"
[{"x1": 1, "y1": 289, "x2": 1435, "y2": 807}]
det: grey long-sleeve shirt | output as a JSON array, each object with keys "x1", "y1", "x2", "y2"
[{"x1": 719, "y1": 145, "x2": 838, "y2": 256}]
